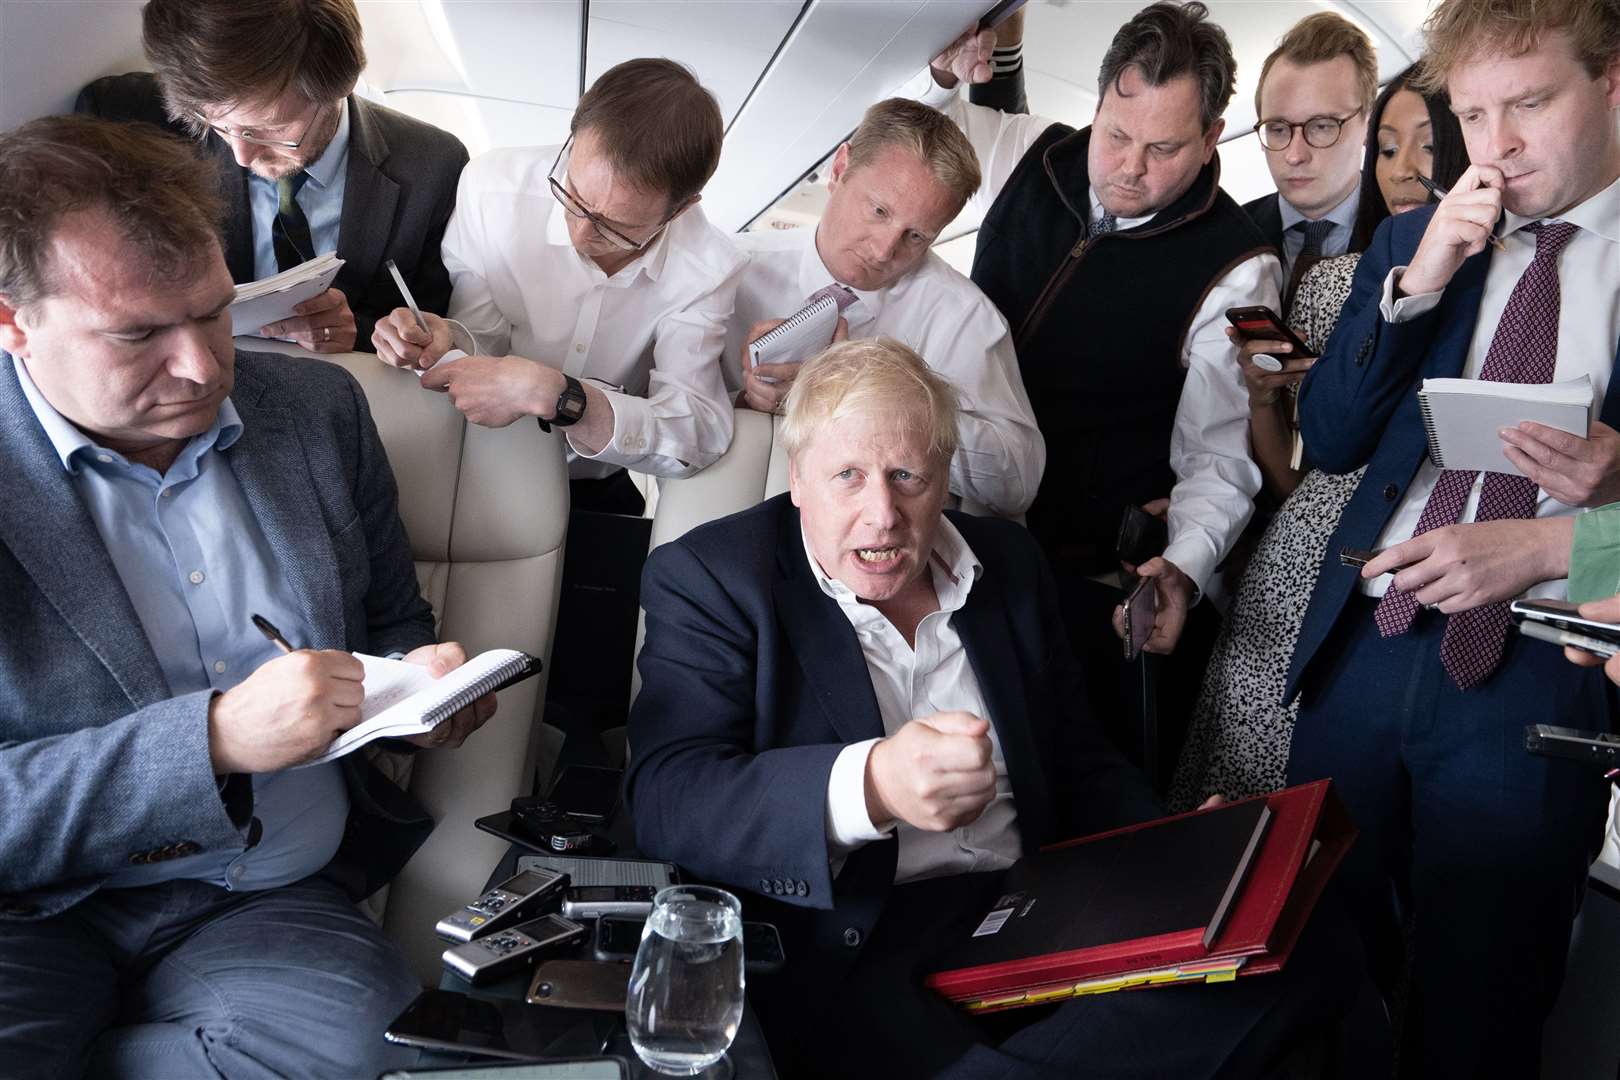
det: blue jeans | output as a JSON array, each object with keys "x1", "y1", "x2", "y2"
[{"x1": 0, "y1": 874, "x2": 425, "y2": 1079}]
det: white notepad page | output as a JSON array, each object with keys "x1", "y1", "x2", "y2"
[{"x1": 1418, "y1": 375, "x2": 1593, "y2": 476}]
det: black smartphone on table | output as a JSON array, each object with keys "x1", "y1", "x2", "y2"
[
  {"x1": 546, "y1": 765, "x2": 623, "y2": 823},
  {"x1": 383, "y1": 988, "x2": 597, "y2": 1061},
  {"x1": 381, "y1": 1059, "x2": 630, "y2": 1080},
  {"x1": 592, "y1": 915, "x2": 787, "y2": 973},
  {"x1": 1224, "y1": 306, "x2": 1318, "y2": 371}
]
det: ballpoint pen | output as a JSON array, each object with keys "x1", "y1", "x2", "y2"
[
  {"x1": 385, "y1": 258, "x2": 429, "y2": 333},
  {"x1": 251, "y1": 613, "x2": 295, "y2": 654},
  {"x1": 1415, "y1": 174, "x2": 1508, "y2": 251}
]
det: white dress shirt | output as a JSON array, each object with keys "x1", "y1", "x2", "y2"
[
  {"x1": 1278, "y1": 187, "x2": 1360, "y2": 281},
  {"x1": 1364, "y1": 174, "x2": 1620, "y2": 599},
  {"x1": 442, "y1": 144, "x2": 747, "y2": 479},
  {"x1": 907, "y1": 76, "x2": 1275, "y2": 594},
  {"x1": 815, "y1": 517, "x2": 1022, "y2": 885},
  {"x1": 730, "y1": 228, "x2": 1044, "y2": 516},
  {"x1": 248, "y1": 101, "x2": 349, "y2": 281}
]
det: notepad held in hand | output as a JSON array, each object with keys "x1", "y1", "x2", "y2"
[
  {"x1": 1418, "y1": 375, "x2": 1593, "y2": 476},
  {"x1": 230, "y1": 252, "x2": 345, "y2": 335},
  {"x1": 747, "y1": 284, "x2": 858, "y2": 369},
  {"x1": 302, "y1": 648, "x2": 540, "y2": 766}
]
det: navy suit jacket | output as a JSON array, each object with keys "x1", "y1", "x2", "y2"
[
  {"x1": 1285, "y1": 206, "x2": 1620, "y2": 701},
  {"x1": 1242, "y1": 192, "x2": 1287, "y2": 263},
  {"x1": 626, "y1": 495, "x2": 1161, "y2": 991},
  {"x1": 76, "y1": 72, "x2": 468, "y2": 350},
  {"x1": 0, "y1": 351, "x2": 438, "y2": 919}
]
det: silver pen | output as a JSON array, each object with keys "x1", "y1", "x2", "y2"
[{"x1": 385, "y1": 258, "x2": 429, "y2": 333}]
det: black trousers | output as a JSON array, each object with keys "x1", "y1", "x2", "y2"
[{"x1": 756, "y1": 872, "x2": 1363, "y2": 1080}]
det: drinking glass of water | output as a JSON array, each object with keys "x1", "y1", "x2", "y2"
[{"x1": 627, "y1": 884, "x2": 745, "y2": 1076}]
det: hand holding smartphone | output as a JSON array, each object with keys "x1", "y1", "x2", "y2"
[
  {"x1": 1225, "y1": 306, "x2": 1317, "y2": 372},
  {"x1": 1122, "y1": 576, "x2": 1156, "y2": 661}
]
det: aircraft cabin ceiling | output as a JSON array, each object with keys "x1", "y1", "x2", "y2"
[{"x1": 1, "y1": 0, "x2": 1429, "y2": 233}]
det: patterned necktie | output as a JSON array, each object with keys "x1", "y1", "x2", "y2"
[
  {"x1": 1373, "y1": 221, "x2": 1581, "y2": 689},
  {"x1": 1284, "y1": 219, "x2": 1337, "y2": 312},
  {"x1": 1092, "y1": 212, "x2": 1117, "y2": 238},
  {"x1": 273, "y1": 172, "x2": 313, "y2": 273}
]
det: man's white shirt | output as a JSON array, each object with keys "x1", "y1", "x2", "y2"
[
  {"x1": 903, "y1": 74, "x2": 1275, "y2": 593},
  {"x1": 812, "y1": 517, "x2": 1022, "y2": 885},
  {"x1": 1365, "y1": 173, "x2": 1620, "y2": 600},
  {"x1": 442, "y1": 144, "x2": 747, "y2": 479},
  {"x1": 730, "y1": 228, "x2": 1044, "y2": 516}
]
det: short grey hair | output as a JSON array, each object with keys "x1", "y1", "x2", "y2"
[
  {"x1": 1097, "y1": 1, "x2": 1237, "y2": 132},
  {"x1": 780, "y1": 338, "x2": 960, "y2": 465}
]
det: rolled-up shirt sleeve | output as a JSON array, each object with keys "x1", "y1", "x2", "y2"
[{"x1": 1164, "y1": 252, "x2": 1278, "y2": 595}]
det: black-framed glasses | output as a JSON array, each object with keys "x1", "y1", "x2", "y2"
[
  {"x1": 547, "y1": 137, "x2": 682, "y2": 253},
  {"x1": 195, "y1": 101, "x2": 326, "y2": 149},
  {"x1": 1253, "y1": 109, "x2": 1364, "y2": 152}
]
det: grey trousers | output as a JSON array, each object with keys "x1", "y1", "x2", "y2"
[{"x1": 0, "y1": 875, "x2": 426, "y2": 1079}]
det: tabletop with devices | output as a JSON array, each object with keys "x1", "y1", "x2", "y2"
[{"x1": 384, "y1": 764, "x2": 781, "y2": 1080}]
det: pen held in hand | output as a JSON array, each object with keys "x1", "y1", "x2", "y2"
[
  {"x1": 251, "y1": 613, "x2": 295, "y2": 654},
  {"x1": 1415, "y1": 175, "x2": 1508, "y2": 252},
  {"x1": 385, "y1": 258, "x2": 429, "y2": 334}
]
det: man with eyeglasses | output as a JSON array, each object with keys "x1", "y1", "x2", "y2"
[
  {"x1": 373, "y1": 58, "x2": 744, "y2": 508},
  {"x1": 77, "y1": 0, "x2": 469, "y2": 356},
  {"x1": 1242, "y1": 13, "x2": 1378, "y2": 308}
]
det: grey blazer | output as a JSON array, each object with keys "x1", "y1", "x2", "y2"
[
  {"x1": 0, "y1": 350, "x2": 438, "y2": 920},
  {"x1": 76, "y1": 73, "x2": 469, "y2": 350}
]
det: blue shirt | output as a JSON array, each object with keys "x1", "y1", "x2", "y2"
[
  {"x1": 1278, "y1": 187, "x2": 1361, "y2": 279},
  {"x1": 249, "y1": 99, "x2": 351, "y2": 280},
  {"x1": 12, "y1": 356, "x2": 349, "y2": 892}
]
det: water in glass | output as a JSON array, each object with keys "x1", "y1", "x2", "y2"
[{"x1": 627, "y1": 885, "x2": 745, "y2": 1075}]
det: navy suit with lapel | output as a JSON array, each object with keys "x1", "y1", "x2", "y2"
[
  {"x1": 1242, "y1": 191, "x2": 1287, "y2": 264},
  {"x1": 0, "y1": 350, "x2": 436, "y2": 919},
  {"x1": 626, "y1": 494, "x2": 1161, "y2": 1001},
  {"x1": 1278, "y1": 205, "x2": 1619, "y2": 1076}
]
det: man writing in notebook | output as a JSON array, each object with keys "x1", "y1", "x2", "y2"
[
  {"x1": 77, "y1": 0, "x2": 469, "y2": 356},
  {"x1": 729, "y1": 98, "x2": 1043, "y2": 518},
  {"x1": 627, "y1": 339, "x2": 1356, "y2": 1080},
  {"x1": 1283, "y1": 0, "x2": 1620, "y2": 1072},
  {"x1": 0, "y1": 117, "x2": 494, "y2": 1080},
  {"x1": 373, "y1": 59, "x2": 745, "y2": 513}
]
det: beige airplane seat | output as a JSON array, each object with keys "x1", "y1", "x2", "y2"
[{"x1": 317, "y1": 351, "x2": 569, "y2": 984}]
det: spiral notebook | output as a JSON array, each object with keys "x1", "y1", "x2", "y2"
[
  {"x1": 302, "y1": 648, "x2": 541, "y2": 765},
  {"x1": 1419, "y1": 375, "x2": 1593, "y2": 477},
  {"x1": 747, "y1": 284, "x2": 859, "y2": 369}
]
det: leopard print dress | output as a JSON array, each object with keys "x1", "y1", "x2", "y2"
[{"x1": 1168, "y1": 254, "x2": 1366, "y2": 811}]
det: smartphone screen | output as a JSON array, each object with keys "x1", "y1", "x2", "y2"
[
  {"x1": 384, "y1": 989, "x2": 582, "y2": 1059},
  {"x1": 546, "y1": 765, "x2": 622, "y2": 822}
]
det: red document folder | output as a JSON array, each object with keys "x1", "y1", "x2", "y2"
[{"x1": 924, "y1": 780, "x2": 1356, "y2": 1011}]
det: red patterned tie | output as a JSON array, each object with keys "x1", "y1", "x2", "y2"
[{"x1": 1372, "y1": 221, "x2": 1580, "y2": 688}]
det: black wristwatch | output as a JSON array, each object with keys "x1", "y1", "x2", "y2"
[{"x1": 538, "y1": 374, "x2": 587, "y2": 433}]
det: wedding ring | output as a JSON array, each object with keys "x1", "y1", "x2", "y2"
[{"x1": 322, "y1": 326, "x2": 330, "y2": 343}]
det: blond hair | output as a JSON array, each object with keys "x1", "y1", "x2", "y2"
[
  {"x1": 1415, "y1": 0, "x2": 1620, "y2": 92},
  {"x1": 1255, "y1": 12, "x2": 1379, "y2": 115},
  {"x1": 845, "y1": 99, "x2": 981, "y2": 213},
  {"x1": 780, "y1": 338, "x2": 960, "y2": 465}
]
